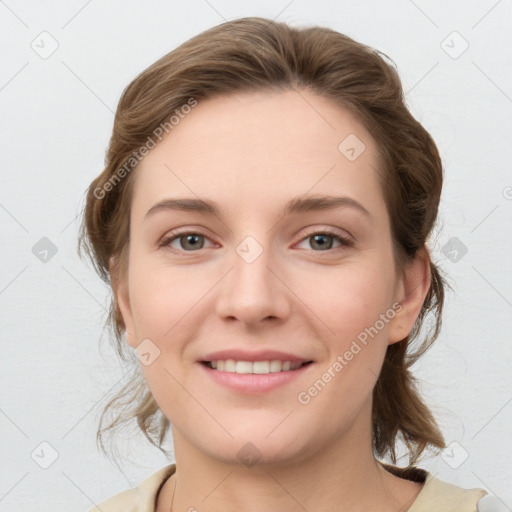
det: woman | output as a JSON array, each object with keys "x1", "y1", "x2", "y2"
[{"x1": 79, "y1": 16, "x2": 498, "y2": 512}]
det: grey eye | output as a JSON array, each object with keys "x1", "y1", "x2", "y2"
[{"x1": 309, "y1": 234, "x2": 336, "y2": 251}]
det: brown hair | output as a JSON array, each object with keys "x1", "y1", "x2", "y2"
[{"x1": 78, "y1": 16, "x2": 446, "y2": 468}]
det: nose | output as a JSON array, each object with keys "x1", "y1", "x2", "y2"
[{"x1": 215, "y1": 239, "x2": 291, "y2": 327}]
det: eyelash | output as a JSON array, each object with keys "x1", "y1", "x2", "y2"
[{"x1": 158, "y1": 228, "x2": 354, "y2": 254}]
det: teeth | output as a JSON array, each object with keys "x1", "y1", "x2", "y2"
[{"x1": 207, "y1": 359, "x2": 304, "y2": 374}]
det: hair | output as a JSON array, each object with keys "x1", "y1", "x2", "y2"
[{"x1": 78, "y1": 16, "x2": 446, "y2": 468}]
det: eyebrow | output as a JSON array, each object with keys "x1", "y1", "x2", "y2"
[{"x1": 144, "y1": 195, "x2": 371, "y2": 221}]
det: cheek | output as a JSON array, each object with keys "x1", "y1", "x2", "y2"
[
  {"x1": 302, "y1": 273, "x2": 394, "y2": 416},
  {"x1": 302, "y1": 258, "x2": 396, "y2": 402},
  {"x1": 126, "y1": 258, "x2": 199, "y2": 418},
  {"x1": 308, "y1": 261, "x2": 396, "y2": 341},
  {"x1": 127, "y1": 256, "x2": 208, "y2": 339}
]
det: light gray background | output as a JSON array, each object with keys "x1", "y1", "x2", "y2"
[{"x1": 1, "y1": 1, "x2": 511, "y2": 510}]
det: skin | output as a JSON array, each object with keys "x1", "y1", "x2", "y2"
[{"x1": 112, "y1": 88, "x2": 431, "y2": 511}]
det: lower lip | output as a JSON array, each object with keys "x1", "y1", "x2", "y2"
[{"x1": 198, "y1": 362, "x2": 313, "y2": 393}]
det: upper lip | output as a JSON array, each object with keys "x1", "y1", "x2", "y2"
[{"x1": 199, "y1": 349, "x2": 313, "y2": 364}]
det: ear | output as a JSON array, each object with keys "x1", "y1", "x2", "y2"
[
  {"x1": 387, "y1": 247, "x2": 431, "y2": 345},
  {"x1": 109, "y1": 256, "x2": 137, "y2": 348}
]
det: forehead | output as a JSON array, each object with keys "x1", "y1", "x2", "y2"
[{"x1": 130, "y1": 89, "x2": 385, "y2": 220}]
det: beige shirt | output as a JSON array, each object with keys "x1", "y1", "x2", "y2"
[{"x1": 88, "y1": 463, "x2": 491, "y2": 512}]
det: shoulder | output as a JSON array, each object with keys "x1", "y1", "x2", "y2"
[
  {"x1": 87, "y1": 464, "x2": 176, "y2": 512},
  {"x1": 410, "y1": 471, "x2": 499, "y2": 512},
  {"x1": 87, "y1": 487, "x2": 138, "y2": 512}
]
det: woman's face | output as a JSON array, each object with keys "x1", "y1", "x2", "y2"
[{"x1": 115, "y1": 89, "x2": 419, "y2": 466}]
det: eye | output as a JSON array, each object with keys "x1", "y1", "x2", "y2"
[
  {"x1": 296, "y1": 230, "x2": 353, "y2": 252},
  {"x1": 159, "y1": 231, "x2": 215, "y2": 252},
  {"x1": 159, "y1": 228, "x2": 353, "y2": 254}
]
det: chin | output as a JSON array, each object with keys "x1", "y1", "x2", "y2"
[{"x1": 191, "y1": 422, "x2": 313, "y2": 469}]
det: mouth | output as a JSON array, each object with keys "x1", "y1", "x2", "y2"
[
  {"x1": 199, "y1": 358, "x2": 315, "y2": 393},
  {"x1": 200, "y1": 360, "x2": 314, "y2": 374}
]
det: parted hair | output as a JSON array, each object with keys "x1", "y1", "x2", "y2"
[{"x1": 79, "y1": 16, "x2": 446, "y2": 468}]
